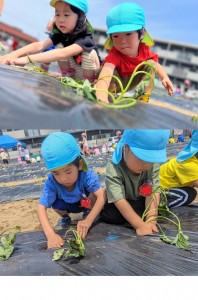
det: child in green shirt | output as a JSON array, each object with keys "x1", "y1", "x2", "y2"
[{"x1": 101, "y1": 129, "x2": 170, "y2": 236}]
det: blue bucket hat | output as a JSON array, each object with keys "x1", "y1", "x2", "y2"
[
  {"x1": 50, "y1": 0, "x2": 88, "y2": 14},
  {"x1": 112, "y1": 130, "x2": 170, "y2": 164},
  {"x1": 177, "y1": 130, "x2": 198, "y2": 162},
  {"x1": 41, "y1": 132, "x2": 87, "y2": 171},
  {"x1": 105, "y1": 2, "x2": 154, "y2": 50}
]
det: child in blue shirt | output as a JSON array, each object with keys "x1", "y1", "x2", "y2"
[{"x1": 38, "y1": 132, "x2": 105, "y2": 249}]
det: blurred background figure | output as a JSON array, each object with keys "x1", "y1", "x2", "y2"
[
  {"x1": 0, "y1": 0, "x2": 4, "y2": 16},
  {"x1": 101, "y1": 144, "x2": 107, "y2": 154},
  {"x1": 116, "y1": 130, "x2": 122, "y2": 142},
  {"x1": 79, "y1": 132, "x2": 89, "y2": 157},
  {"x1": 174, "y1": 84, "x2": 182, "y2": 96},
  {"x1": 93, "y1": 145, "x2": 100, "y2": 155},
  {"x1": 177, "y1": 132, "x2": 185, "y2": 143},
  {"x1": 0, "y1": 148, "x2": 9, "y2": 167},
  {"x1": 169, "y1": 135, "x2": 175, "y2": 144},
  {"x1": 25, "y1": 150, "x2": 31, "y2": 164},
  {"x1": 184, "y1": 79, "x2": 191, "y2": 93}
]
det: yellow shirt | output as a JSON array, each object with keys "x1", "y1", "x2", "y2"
[{"x1": 160, "y1": 156, "x2": 198, "y2": 189}]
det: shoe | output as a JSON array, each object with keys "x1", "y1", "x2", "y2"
[
  {"x1": 134, "y1": 93, "x2": 150, "y2": 103},
  {"x1": 56, "y1": 215, "x2": 71, "y2": 227}
]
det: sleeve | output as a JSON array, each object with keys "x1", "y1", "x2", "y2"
[
  {"x1": 103, "y1": 48, "x2": 120, "y2": 67},
  {"x1": 74, "y1": 34, "x2": 96, "y2": 52},
  {"x1": 105, "y1": 162, "x2": 126, "y2": 203},
  {"x1": 50, "y1": 33, "x2": 62, "y2": 46},
  {"x1": 84, "y1": 169, "x2": 101, "y2": 193},
  {"x1": 39, "y1": 177, "x2": 58, "y2": 208},
  {"x1": 151, "y1": 163, "x2": 160, "y2": 191},
  {"x1": 176, "y1": 160, "x2": 198, "y2": 185}
]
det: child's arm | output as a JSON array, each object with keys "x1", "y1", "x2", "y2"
[
  {"x1": 115, "y1": 198, "x2": 159, "y2": 235},
  {"x1": 3, "y1": 43, "x2": 83, "y2": 66},
  {"x1": 192, "y1": 180, "x2": 198, "y2": 188},
  {"x1": 155, "y1": 63, "x2": 174, "y2": 96},
  {"x1": 77, "y1": 187, "x2": 105, "y2": 239},
  {"x1": 0, "y1": 38, "x2": 53, "y2": 63},
  {"x1": 95, "y1": 62, "x2": 115, "y2": 103},
  {"x1": 145, "y1": 192, "x2": 160, "y2": 223},
  {"x1": 37, "y1": 204, "x2": 64, "y2": 249}
]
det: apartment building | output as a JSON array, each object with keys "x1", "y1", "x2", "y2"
[{"x1": 94, "y1": 28, "x2": 198, "y2": 90}]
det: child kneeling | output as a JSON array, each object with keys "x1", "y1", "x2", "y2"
[{"x1": 38, "y1": 132, "x2": 105, "y2": 249}]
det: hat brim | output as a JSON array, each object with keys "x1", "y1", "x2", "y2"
[
  {"x1": 177, "y1": 145, "x2": 198, "y2": 162},
  {"x1": 104, "y1": 29, "x2": 154, "y2": 50},
  {"x1": 131, "y1": 147, "x2": 167, "y2": 163},
  {"x1": 112, "y1": 142, "x2": 167, "y2": 164},
  {"x1": 48, "y1": 154, "x2": 88, "y2": 172},
  {"x1": 50, "y1": 0, "x2": 88, "y2": 14}
]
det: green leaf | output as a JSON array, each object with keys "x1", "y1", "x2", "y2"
[
  {"x1": 158, "y1": 202, "x2": 169, "y2": 216},
  {"x1": 172, "y1": 231, "x2": 190, "y2": 251},
  {"x1": 8, "y1": 233, "x2": 16, "y2": 245},
  {"x1": 160, "y1": 234, "x2": 174, "y2": 245},
  {"x1": 52, "y1": 248, "x2": 64, "y2": 261}
]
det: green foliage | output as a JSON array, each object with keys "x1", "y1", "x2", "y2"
[
  {"x1": 192, "y1": 115, "x2": 198, "y2": 123},
  {"x1": 142, "y1": 186, "x2": 191, "y2": 252},
  {"x1": 0, "y1": 233, "x2": 15, "y2": 261},
  {"x1": 52, "y1": 230, "x2": 85, "y2": 261}
]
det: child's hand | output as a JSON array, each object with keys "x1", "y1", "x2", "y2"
[
  {"x1": 5, "y1": 57, "x2": 28, "y2": 66},
  {"x1": 47, "y1": 232, "x2": 64, "y2": 249},
  {"x1": 77, "y1": 219, "x2": 92, "y2": 239},
  {"x1": 136, "y1": 222, "x2": 159, "y2": 236},
  {"x1": 162, "y1": 77, "x2": 174, "y2": 96}
]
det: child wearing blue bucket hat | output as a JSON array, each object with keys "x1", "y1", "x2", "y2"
[
  {"x1": 0, "y1": 0, "x2": 100, "y2": 82},
  {"x1": 96, "y1": 2, "x2": 173, "y2": 103},
  {"x1": 160, "y1": 130, "x2": 198, "y2": 207},
  {"x1": 100, "y1": 129, "x2": 170, "y2": 236},
  {"x1": 38, "y1": 132, "x2": 105, "y2": 249}
]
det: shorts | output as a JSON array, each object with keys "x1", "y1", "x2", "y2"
[
  {"x1": 52, "y1": 199, "x2": 87, "y2": 214},
  {"x1": 3, "y1": 159, "x2": 9, "y2": 165},
  {"x1": 21, "y1": 156, "x2": 25, "y2": 161}
]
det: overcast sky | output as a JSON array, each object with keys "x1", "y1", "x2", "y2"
[{"x1": 0, "y1": 0, "x2": 197, "y2": 45}]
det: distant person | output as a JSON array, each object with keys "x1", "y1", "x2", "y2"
[
  {"x1": 0, "y1": 149, "x2": 9, "y2": 166},
  {"x1": 0, "y1": 0, "x2": 4, "y2": 16},
  {"x1": 101, "y1": 144, "x2": 107, "y2": 154},
  {"x1": 100, "y1": 129, "x2": 170, "y2": 235},
  {"x1": 169, "y1": 136, "x2": 175, "y2": 144},
  {"x1": 174, "y1": 84, "x2": 182, "y2": 95},
  {"x1": 38, "y1": 132, "x2": 105, "y2": 248},
  {"x1": 0, "y1": 0, "x2": 100, "y2": 82},
  {"x1": 160, "y1": 130, "x2": 198, "y2": 207},
  {"x1": 177, "y1": 133, "x2": 185, "y2": 143},
  {"x1": 116, "y1": 130, "x2": 122, "y2": 141},
  {"x1": 25, "y1": 152, "x2": 31, "y2": 164},
  {"x1": 79, "y1": 132, "x2": 89, "y2": 156},
  {"x1": 95, "y1": 3, "x2": 173, "y2": 103},
  {"x1": 93, "y1": 145, "x2": 100, "y2": 155},
  {"x1": 184, "y1": 79, "x2": 191, "y2": 93},
  {"x1": 17, "y1": 143, "x2": 26, "y2": 162}
]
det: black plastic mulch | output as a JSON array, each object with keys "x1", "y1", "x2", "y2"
[
  {"x1": 0, "y1": 65, "x2": 196, "y2": 128},
  {"x1": 0, "y1": 205, "x2": 198, "y2": 275},
  {"x1": 0, "y1": 145, "x2": 188, "y2": 203}
]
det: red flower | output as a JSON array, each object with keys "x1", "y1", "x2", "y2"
[
  {"x1": 80, "y1": 197, "x2": 92, "y2": 208},
  {"x1": 139, "y1": 183, "x2": 152, "y2": 197}
]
